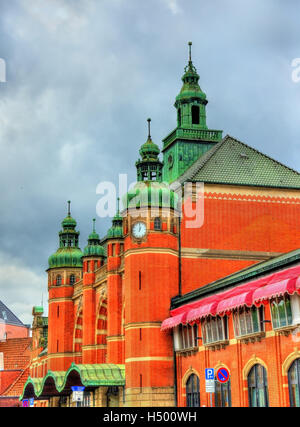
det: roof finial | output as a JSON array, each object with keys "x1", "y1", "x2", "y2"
[
  {"x1": 188, "y1": 41, "x2": 192, "y2": 62},
  {"x1": 67, "y1": 200, "x2": 71, "y2": 217},
  {"x1": 147, "y1": 118, "x2": 151, "y2": 140},
  {"x1": 117, "y1": 197, "x2": 120, "y2": 214},
  {"x1": 93, "y1": 218, "x2": 96, "y2": 233}
]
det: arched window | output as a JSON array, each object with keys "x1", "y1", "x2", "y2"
[
  {"x1": 70, "y1": 274, "x2": 76, "y2": 286},
  {"x1": 186, "y1": 374, "x2": 200, "y2": 407},
  {"x1": 56, "y1": 275, "x2": 62, "y2": 286},
  {"x1": 248, "y1": 364, "x2": 269, "y2": 407},
  {"x1": 191, "y1": 105, "x2": 200, "y2": 125},
  {"x1": 154, "y1": 217, "x2": 161, "y2": 231},
  {"x1": 215, "y1": 377, "x2": 231, "y2": 407},
  {"x1": 288, "y1": 358, "x2": 300, "y2": 407}
]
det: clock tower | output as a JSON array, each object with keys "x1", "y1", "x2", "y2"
[{"x1": 123, "y1": 120, "x2": 180, "y2": 407}]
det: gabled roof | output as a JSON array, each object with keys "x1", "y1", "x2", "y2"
[
  {"x1": 0, "y1": 300, "x2": 25, "y2": 327},
  {"x1": 178, "y1": 135, "x2": 300, "y2": 189}
]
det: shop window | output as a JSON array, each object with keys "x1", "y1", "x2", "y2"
[
  {"x1": 270, "y1": 295, "x2": 293, "y2": 329},
  {"x1": 186, "y1": 374, "x2": 200, "y2": 407},
  {"x1": 288, "y1": 358, "x2": 300, "y2": 407},
  {"x1": 201, "y1": 316, "x2": 228, "y2": 345},
  {"x1": 248, "y1": 364, "x2": 269, "y2": 407},
  {"x1": 233, "y1": 306, "x2": 264, "y2": 337}
]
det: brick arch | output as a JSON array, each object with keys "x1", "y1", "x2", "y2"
[
  {"x1": 73, "y1": 309, "x2": 83, "y2": 364},
  {"x1": 95, "y1": 297, "x2": 107, "y2": 363},
  {"x1": 282, "y1": 350, "x2": 300, "y2": 375},
  {"x1": 214, "y1": 361, "x2": 231, "y2": 374},
  {"x1": 242, "y1": 355, "x2": 268, "y2": 380},
  {"x1": 182, "y1": 367, "x2": 201, "y2": 387}
]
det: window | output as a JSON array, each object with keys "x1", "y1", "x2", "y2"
[
  {"x1": 179, "y1": 324, "x2": 198, "y2": 350},
  {"x1": 215, "y1": 378, "x2": 232, "y2": 407},
  {"x1": 248, "y1": 364, "x2": 269, "y2": 407},
  {"x1": 191, "y1": 105, "x2": 200, "y2": 125},
  {"x1": 288, "y1": 359, "x2": 300, "y2": 407},
  {"x1": 154, "y1": 217, "x2": 161, "y2": 231},
  {"x1": 56, "y1": 275, "x2": 62, "y2": 286},
  {"x1": 186, "y1": 374, "x2": 200, "y2": 407},
  {"x1": 201, "y1": 316, "x2": 228, "y2": 345},
  {"x1": 177, "y1": 108, "x2": 181, "y2": 126},
  {"x1": 70, "y1": 274, "x2": 76, "y2": 286},
  {"x1": 233, "y1": 306, "x2": 264, "y2": 337},
  {"x1": 270, "y1": 295, "x2": 293, "y2": 329}
]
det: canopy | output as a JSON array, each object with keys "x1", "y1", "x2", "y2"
[{"x1": 161, "y1": 264, "x2": 300, "y2": 331}]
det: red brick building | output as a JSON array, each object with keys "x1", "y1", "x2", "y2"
[
  {"x1": 0, "y1": 301, "x2": 31, "y2": 407},
  {"x1": 20, "y1": 44, "x2": 300, "y2": 407}
]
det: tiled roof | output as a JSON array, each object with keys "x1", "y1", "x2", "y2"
[
  {"x1": 178, "y1": 135, "x2": 300, "y2": 188},
  {"x1": 2, "y1": 364, "x2": 30, "y2": 397},
  {"x1": 0, "y1": 337, "x2": 31, "y2": 370},
  {"x1": 0, "y1": 300, "x2": 25, "y2": 327}
]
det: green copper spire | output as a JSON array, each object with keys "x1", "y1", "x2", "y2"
[
  {"x1": 83, "y1": 218, "x2": 105, "y2": 257},
  {"x1": 48, "y1": 201, "x2": 83, "y2": 268},
  {"x1": 136, "y1": 118, "x2": 163, "y2": 182},
  {"x1": 162, "y1": 42, "x2": 223, "y2": 183},
  {"x1": 107, "y1": 198, "x2": 123, "y2": 239}
]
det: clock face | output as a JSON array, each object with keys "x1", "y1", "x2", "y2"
[{"x1": 132, "y1": 221, "x2": 147, "y2": 239}]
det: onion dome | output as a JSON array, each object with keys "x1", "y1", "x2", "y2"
[
  {"x1": 83, "y1": 219, "x2": 105, "y2": 257},
  {"x1": 123, "y1": 180, "x2": 179, "y2": 210},
  {"x1": 48, "y1": 201, "x2": 83, "y2": 268},
  {"x1": 175, "y1": 42, "x2": 207, "y2": 104},
  {"x1": 136, "y1": 119, "x2": 163, "y2": 182},
  {"x1": 107, "y1": 198, "x2": 123, "y2": 239}
]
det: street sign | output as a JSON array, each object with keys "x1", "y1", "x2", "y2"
[
  {"x1": 71, "y1": 386, "x2": 85, "y2": 403},
  {"x1": 29, "y1": 398, "x2": 34, "y2": 407},
  {"x1": 22, "y1": 399, "x2": 29, "y2": 407},
  {"x1": 205, "y1": 379, "x2": 215, "y2": 393},
  {"x1": 205, "y1": 369, "x2": 215, "y2": 393},
  {"x1": 205, "y1": 368, "x2": 214, "y2": 380},
  {"x1": 216, "y1": 367, "x2": 230, "y2": 384}
]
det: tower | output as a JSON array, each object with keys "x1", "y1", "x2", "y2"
[
  {"x1": 82, "y1": 219, "x2": 105, "y2": 364},
  {"x1": 123, "y1": 120, "x2": 180, "y2": 407},
  {"x1": 47, "y1": 201, "x2": 83, "y2": 371},
  {"x1": 162, "y1": 42, "x2": 223, "y2": 183},
  {"x1": 106, "y1": 199, "x2": 124, "y2": 364}
]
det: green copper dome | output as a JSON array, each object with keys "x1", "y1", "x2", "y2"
[
  {"x1": 107, "y1": 199, "x2": 123, "y2": 239},
  {"x1": 48, "y1": 201, "x2": 83, "y2": 269},
  {"x1": 136, "y1": 119, "x2": 163, "y2": 183},
  {"x1": 124, "y1": 181, "x2": 179, "y2": 210},
  {"x1": 83, "y1": 219, "x2": 105, "y2": 257}
]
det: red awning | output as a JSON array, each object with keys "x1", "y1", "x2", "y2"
[
  {"x1": 186, "y1": 301, "x2": 219, "y2": 323},
  {"x1": 161, "y1": 311, "x2": 188, "y2": 331},
  {"x1": 253, "y1": 277, "x2": 299, "y2": 306},
  {"x1": 216, "y1": 291, "x2": 254, "y2": 316},
  {"x1": 161, "y1": 264, "x2": 300, "y2": 331}
]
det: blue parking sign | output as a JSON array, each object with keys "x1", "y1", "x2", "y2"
[{"x1": 205, "y1": 368, "x2": 214, "y2": 380}]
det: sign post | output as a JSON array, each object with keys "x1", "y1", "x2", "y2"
[{"x1": 205, "y1": 368, "x2": 215, "y2": 407}]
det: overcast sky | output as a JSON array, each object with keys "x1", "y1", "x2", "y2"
[{"x1": 0, "y1": 0, "x2": 300, "y2": 325}]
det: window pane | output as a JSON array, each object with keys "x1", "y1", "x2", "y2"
[
  {"x1": 252, "y1": 308, "x2": 259, "y2": 333},
  {"x1": 271, "y1": 301, "x2": 279, "y2": 329},
  {"x1": 285, "y1": 297, "x2": 293, "y2": 326},
  {"x1": 278, "y1": 299, "x2": 287, "y2": 327}
]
